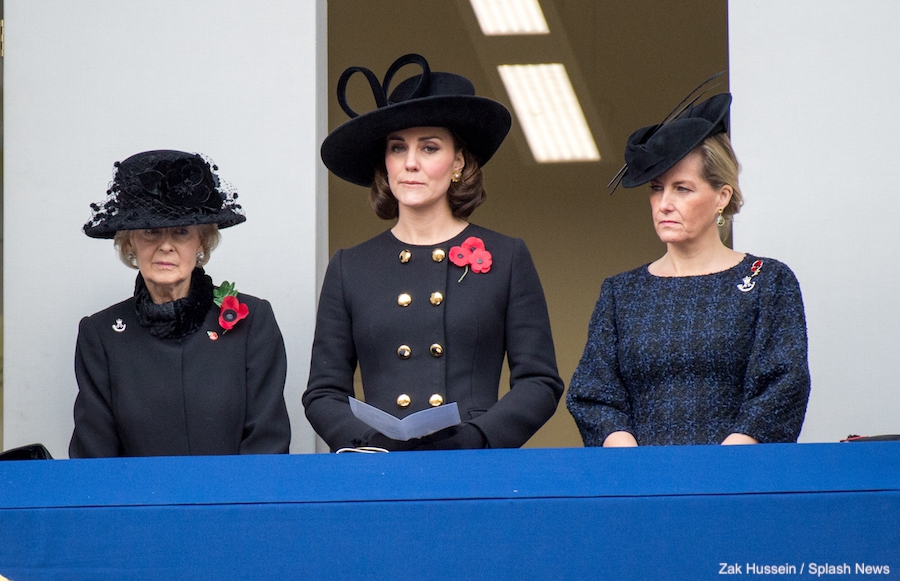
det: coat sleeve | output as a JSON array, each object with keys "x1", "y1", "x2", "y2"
[
  {"x1": 731, "y1": 263, "x2": 811, "y2": 442},
  {"x1": 303, "y1": 250, "x2": 379, "y2": 450},
  {"x1": 69, "y1": 316, "x2": 124, "y2": 458},
  {"x1": 239, "y1": 298, "x2": 291, "y2": 454},
  {"x1": 467, "y1": 239, "x2": 564, "y2": 448},
  {"x1": 566, "y1": 279, "x2": 635, "y2": 446}
]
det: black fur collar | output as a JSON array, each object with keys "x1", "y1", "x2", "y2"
[{"x1": 133, "y1": 268, "x2": 214, "y2": 339}]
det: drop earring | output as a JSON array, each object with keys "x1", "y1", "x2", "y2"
[{"x1": 716, "y1": 209, "x2": 725, "y2": 227}]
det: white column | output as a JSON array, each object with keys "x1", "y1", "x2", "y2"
[{"x1": 729, "y1": 0, "x2": 900, "y2": 441}]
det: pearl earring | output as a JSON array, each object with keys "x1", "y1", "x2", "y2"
[
  {"x1": 451, "y1": 171, "x2": 461, "y2": 183},
  {"x1": 196, "y1": 251, "x2": 205, "y2": 261}
]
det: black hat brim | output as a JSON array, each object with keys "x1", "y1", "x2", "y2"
[
  {"x1": 321, "y1": 94, "x2": 512, "y2": 187},
  {"x1": 83, "y1": 210, "x2": 245, "y2": 239}
]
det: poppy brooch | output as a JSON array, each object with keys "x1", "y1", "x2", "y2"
[
  {"x1": 449, "y1": 236, "x2": 492, "y2": 282},
  {"x1": 737, "y1": 260, "x2": 763, "y2": 293},
  {"x1": 208, "y1": 281, "x2": 249, "y2": 339}
]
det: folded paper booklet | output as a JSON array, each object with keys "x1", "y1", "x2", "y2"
[{"x1": 349, "y1": 398, "x2": 461, "y2": 441}]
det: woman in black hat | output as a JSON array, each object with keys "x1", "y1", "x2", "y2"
[
  {"x1": 567, "y1": 91, "x2": 811, "y2": 447},
  {"x1": 70, "y1": 150, "x2": 291, "y2": 457},
  {"x1": 304, "y1": 54, "x2": 564, "y2": 451}
]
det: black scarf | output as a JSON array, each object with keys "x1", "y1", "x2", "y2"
[{"x1": 133, "y1": 267, "x2": 214, "y2": 339}]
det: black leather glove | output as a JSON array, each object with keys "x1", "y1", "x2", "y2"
[
  {"x1": 358, "y1": 430, "x2": 420, "y2": 452},
  {"x1": 412, "y1": 423, "x2": 487, "y2": 450}
]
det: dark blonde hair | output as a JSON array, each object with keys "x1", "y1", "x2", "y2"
[
  {"x1": 114, "y1": 224, "x2": 220, "y2": 269},
  {"x1": 698, "y1": 133, "x2": 743, "y2": 234},
  {"x1": 369, "y1": 135, "x2": 486, "y2": 220}
]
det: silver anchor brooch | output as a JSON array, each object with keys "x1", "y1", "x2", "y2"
[
  {"x1": 112, "y1": 319, "x2": 126, "y2": 332},
  {"x1": 737, "y1": 259, "x2": 764, "y2": 293}
]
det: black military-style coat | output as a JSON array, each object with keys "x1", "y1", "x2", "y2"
[
  {"x1": 69, "y1": 293, "x2": 290, "y2": 458},
  {"x1": 303, "y1": 224, "x2": 564, "y2": 450}
]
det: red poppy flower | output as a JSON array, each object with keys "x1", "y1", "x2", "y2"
[
  {"x1": 448, "y1": 236, "x2": 492, "y2": 281},
  {"x1": 218, "y1": 295, "x2": 249, "y2": 331},
  {"x1": 461, "y1": 236, "x2": 485, "y2": 253},
  {"x1": 449, "y1": 245, "x2": 471, "y2": 267},
  {"x1": 469, "y1": 248, "x2": 492, "y2": 273}
]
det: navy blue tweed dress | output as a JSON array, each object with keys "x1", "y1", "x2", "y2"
[{"x1": 567, "y1": 254, "x2": 810, "y2": 446}]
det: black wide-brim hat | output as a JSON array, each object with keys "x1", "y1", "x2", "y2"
[
  {"x1": 83, "y1": 150, "x2": 245, "y2": 239},
  {"x1": 618, "y1": 92, "x2": 732, "y2": 189},
  {"x1": 321, "y1": 53, "x2": 512, "y2": 187}
]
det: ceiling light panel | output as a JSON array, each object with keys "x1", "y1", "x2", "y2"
[
  {"x1": 469, "y1": 0, "x2": 550, "y2": 35},
  {"x1": 498, "y1": 63, "x2": 600, "y2": 163}
]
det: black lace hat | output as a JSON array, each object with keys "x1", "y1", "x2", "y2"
[
  {"x1": 83, "y1": 150, "x2": 245, "y2": 239},
  {"x1": 321, "y1": 53, "x2": 512, "y2": 187}
]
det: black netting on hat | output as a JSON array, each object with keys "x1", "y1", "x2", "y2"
[{"x1": 84, "y1": 150, "x2": 245, "y2": 239}]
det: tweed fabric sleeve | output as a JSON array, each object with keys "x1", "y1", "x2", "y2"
[
  {"x1": 731, "y1": 261, "x2": 811, "y2": 442},
  {"x1": 567, "y1": 278, "x2": 635, "y2": 446}
]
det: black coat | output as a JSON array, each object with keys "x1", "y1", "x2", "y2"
[
  {"x1": 303, "y1": 224, "x2": 564, "y2": 451},
  {"x1": 69, "y1": 293, "x2": 290, "y2": 457}
]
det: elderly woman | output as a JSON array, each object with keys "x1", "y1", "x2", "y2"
[
  {"x1": 567, "y1": 92, "x2": 811, "y2": 446},
  {"x1": 303, "y1": 54, "x2": 564, "y2": 451},
  {"x1": 69, "y1": 150, "x2": 290, "y2": 457}
]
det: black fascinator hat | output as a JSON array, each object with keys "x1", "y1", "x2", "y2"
[
  {"x1": 321, "y1": 53, "x2": 512, "y2": 187},
  {"x1": 610, "y1": 74, "x2": 731, "y2": 192},
  {"x1": 83, "y1": 150, "x2": 245, "y2": 239}
]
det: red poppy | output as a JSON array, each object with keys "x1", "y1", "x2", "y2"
[
  {"x1": 449, "y1": 244, "x2": 471, "y2": 267},
  {"x1": 470, "y1": 248, "x2": 492, "y2": 273},
  {"x1": 461, "y1": 236, "x2": 485, "y2": 253},
  {"x1": 448, "y1": 236, "x2": 492, "y2": 281},
  {"x1": 218, "y1": 295, "x2": 249, "y2": 331}
]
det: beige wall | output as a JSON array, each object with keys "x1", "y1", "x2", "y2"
[{"x1": 327, "y1": 0, "x2": 728, "y2": 447}]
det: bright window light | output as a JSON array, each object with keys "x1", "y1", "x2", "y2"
[
  {"x1": 498, "y1": 64, "x2": 600, "y2": 163},
  {"x1": 469, "y1": 0, "x2": 550, "y2": 35}
]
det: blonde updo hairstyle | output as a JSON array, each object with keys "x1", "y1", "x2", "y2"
[
  {"x1": 698, "y1": 133, "x2": 743, "y2": 239},
  {"x1": 113, "y1": 224, "x2": 221, "y2": 269}
]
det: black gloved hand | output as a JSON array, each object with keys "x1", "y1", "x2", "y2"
[{"x1": 412, "y1": 423, "x2": 487, "y2": 450}]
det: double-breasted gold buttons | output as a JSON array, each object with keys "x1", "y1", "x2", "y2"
[
  {"x1": 397, "y1": 394, "x2": 411, "y2": 408},
  {"x1": 430, "y1": 292, "x2": 444, "y2": 306},
  {"x1": 430, "y1": 343, "x2": 444, "y2": 357},
  {"x1": 398, "y1": 293, "x2": 411, "y2": 307},
  {"x1": 399, "y1": 249, "x2": 411, "y2": 263},
  {"x1": 429, "y1": 394, "x2": 444, "y2": 407},
  {"x1": 432, "y1": 248, "x2": 445, "y2": 262},
  {"x1": 397, "y1": 345, "x2": 411, "y2": 359}
]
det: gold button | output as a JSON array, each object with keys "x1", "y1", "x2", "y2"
[
  {"x1": 397, "y1": 394, "x2": 411, "y2": 408},
  {"x1": 398, "y1": 293, "x2": 411, "y2": 307},
  {"x1": 430, "y1": 343, "x2": 444, "y2": 357},
  {"x1": 399, "y1": 249, "x2": 411, "y2": 263},
  {"x1": 397, "y1": 345, "x2": 411, "y2": 359},
  {"x1": 429, "y1": 394, "x2": 444, "y2": 407},
  {"x1": 430, "y1": 292, "x2": 444, "y2": 306},
  {"x1": 432, "y1": 248, "x2": 445, "y2": 262}
]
